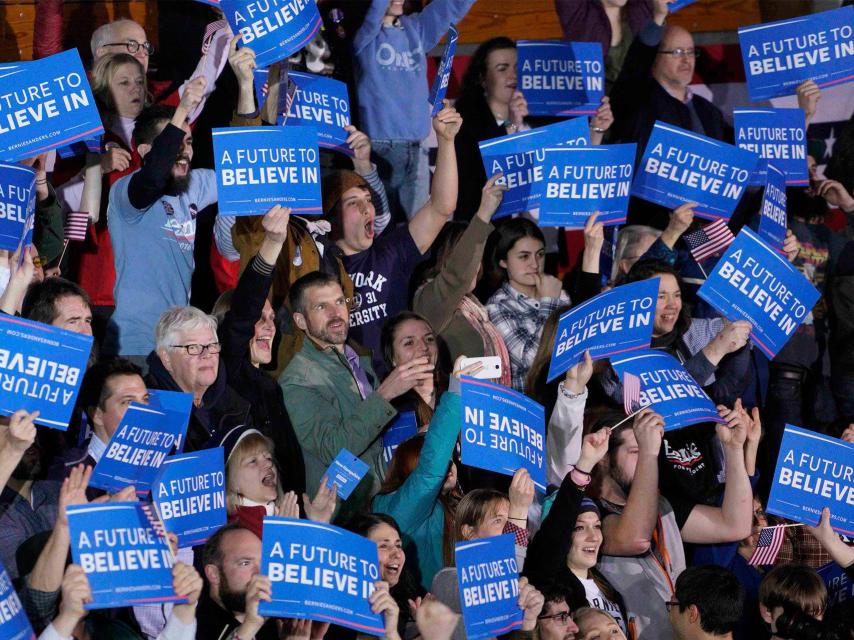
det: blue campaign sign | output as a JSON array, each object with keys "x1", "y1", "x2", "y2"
[
  {"x1": 429, "y1": 25, "x2": 458, "y2": 117},
  {"x1": 479, "y1": 118, "x2": 590, "y2": 218},
  {"x1": 817, "y1": 561, "x2": 854, "y2": 609},
  {"x1": 669, "y1": 0, "x2": 698, "y2": 10},
  {"x1": 259, "y1": 517, "x2": 385, "y2": 634},
  {"x1": 738, "y1": 6, "x2": 854, "y2": 101},
  {"x1": 213, "y1": 125, "x2": 322, "y2": 216},
  {"x1": 0, "y1": 50, "x2": 104, "y2": 162},
  {"x1": 547, "y1": 278, "x2": 658, "y2": 382},
  {"x1": 517, "y1": 41, "x2": 604, "y2": 116},
  {"x1": 325, "y1": 449, "x2": 370, "y2": 500},
  {"x1": 90, "y1": 402, "x2": 184, "y2": 497},
  {"x1": 757, "y1": 163, "x2": 787, "y2": 253},
  {"x1": 734, "y1": 108, "x2": 807, "y2": 186},
  {"x1": 455, "y1": 534, "x2": 523, "y2": 640},
  {"x1": 538, "y1": 143, "x2": 636, "y2": 228},
  {"x1": 611, "y1": 350, "x2": 723, "y2": 431},
  {"x1": 151, "y1": 447, "x2": 226, "y2": 548},
  {"x1": 67, "y1": 502, "x2": 183, "y2": 609},
  {"x1": 0, "y1": 163, "x2": 36, "y2": 251},
  {"x1": 0, "y1": 314, "x2": 92, "y2": 431},
  {"x1": 0, "y1": 561, "x2": 34, "y2": 640},
  {"x1": 287, "y1": 71, "x2": 352, "y2": 155},
  {"x1": 632, "y1": 122, "x2": 759, "y2": 221},
  {"x1": 146, "y1": 389, "x2": 192, "y2": 453},
  {"x1": 383, "y1": 411, "x2": 418, "y2": 464},
  {"x1": 697, "y1": 228, "x2": 819, "y2": 359},
  {"x1": 221, "y1": 0, "x2": 323, "y2": 69},
  {"x1": 461, "y1": 378, "x2": 546, "y2": 492},
  {"x1": 767, "y1": 425, "x2": 854, "y2": 536}
]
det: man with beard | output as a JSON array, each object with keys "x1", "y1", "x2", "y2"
[
  {"x1": 198, "y1": 523, "x2": 279, "y2": 640},
  {"x1": 105, "y1": 76, "x2": 211, "y2": 361},
  {"x1": 594, "y1": 408, "x2": 753, "y2": 640},
  {"x1": 280, "y1": 272, "x2": 434, "y2": 521}
]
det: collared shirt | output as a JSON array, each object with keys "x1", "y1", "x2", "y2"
[
  {"x1": 0, "y1": 482, "x2": 61, "y2": 580},
  {"x1": 486, "y1": 282, "x2": 570, "y2": 391},
  {"x1": 87, "y1": 434, "x2": 107, "y2": 463}
]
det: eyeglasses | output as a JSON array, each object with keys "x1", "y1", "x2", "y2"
[
  {"x1": 665, "y1": 600, "x2": 681, "y2": 612},
  {"x1": 105, "y1": 40, "x2": 154, "y2": 55},
  {"x1": 170, "y1": 342, "x2": 221, "y2": 356},
  {"x1": 658, "y1": 48, "x2": 700, "y2": 58},
  {"x1": 538, "y1": 612, "x2": 572, "y2": 625}
]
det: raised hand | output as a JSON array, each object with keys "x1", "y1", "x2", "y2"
[
  {"x1": 304, "y1": 477, "x2": 338, "y2": 523},
  {"x1": 262, "y1": 205, "x2": 291, "y2": 244},
  {"x1": 5, "y1": 409, "x2": 38, "y2": 453},
  {"x1": 564, "y1": 350, "x2": 593, "y2": 395},
  {"x1": 228, "y1": 34, "x2": 257, "y2": 88},
  {"x1": 100, "y1": 143, "x2": 132, "y2": 174},
  {"x1": 576, "y1": 427, "x2": 610, "y2": 473},
  {"x1": 433, "y1": 100, "x2": 463, "y2": 141},
  {"x1": 633, "y1": 408, "x2": 665, "y2": 455},
  {"x1": 377, "y1": 356, "x2": 435, "y2": 401},
  {"x1": 517, "y1": 577, "x2": 544, "y2": 631},
  {"x1": 508, "y1": 467, "x2": 535, "y2": 521},
  {"x1": 533, "y1": 273, "x2": 564, "y2": 300},
  {"x1": 796, "y1": 80, "x2": 821, "y2": 125},
  {"x1": 344, "y1": 125, "x2": 372, "y2": 174},
  {"x1": 509, "y1": 91, "x2": 528, "y2": 128},
  {"x1": 475, "y1": 173, "x2": 509, "y2": 223},
  {"x1": 277, "y1": 490, "x2": 300, "y2": 519}
]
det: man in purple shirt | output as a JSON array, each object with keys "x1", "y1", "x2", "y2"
[{"x1": 326, "y1": 102, "x2": 462, "y2": 375}]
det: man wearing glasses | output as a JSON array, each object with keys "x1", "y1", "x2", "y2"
[
  {"x1": 609, "y1": 0, "x2": 730, "y2": 153},
  {"x1": 536, "y1": 588, "x2": 580, "y2": 640},
  {"x1": 91, "y1": 19, "x2": 154, "y2": 73}
]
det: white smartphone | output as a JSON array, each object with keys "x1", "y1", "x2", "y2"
[{"x1": 460, "y1": 356, "x2": 503, "y2": 380}]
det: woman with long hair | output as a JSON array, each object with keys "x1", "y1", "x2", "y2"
[
  {"x1": 380, "y1": 311, "x2": 450, "y2": 429},
  {"x1": 485, "y1": 218, "x2": 571, "y2": 391}
]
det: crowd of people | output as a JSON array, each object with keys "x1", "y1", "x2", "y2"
[{"x1": 1, "y1": 0, "x2": 854, "y2": 639}]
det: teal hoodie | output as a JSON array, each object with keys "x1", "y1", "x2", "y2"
[{"x1": 373, "y1": 391, "x2": 460, "y2": 590}]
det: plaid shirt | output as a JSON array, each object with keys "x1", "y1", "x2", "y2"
[{"x1": 487, "y1": 282, "x2": 570, "y2": 391}]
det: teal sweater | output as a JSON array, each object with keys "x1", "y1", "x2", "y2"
[{"x1": 372, "y1": 391, "x2": 460, "y2": 590}]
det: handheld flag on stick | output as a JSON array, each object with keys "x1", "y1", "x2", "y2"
[
  {"x1": 623, "y1": 371, "x2": 641, "y2": 416},
  {"x1": 748, "y1": 525, "x2": 786, "y2": 566},
  {"x1": 684, "y1": 219, "x2": 735, "y2": 263}
]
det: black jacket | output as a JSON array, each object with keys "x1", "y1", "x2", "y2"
[
  {"x1": 218, "y1": 253, "x2": 306, "y2": 495},
  {"x1": 145, "y1": 352, "x2": 251, "y2": 452},
  {"x1": 610, "y1": 24, "x2": 732, "y2": 155},
  {"x1": 524, "y1": 473, "x2": 630, "y2": 625}
]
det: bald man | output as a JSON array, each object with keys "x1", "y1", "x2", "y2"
[{"x1": 609, "y1": 0, "x2": 731, "y2": 153}]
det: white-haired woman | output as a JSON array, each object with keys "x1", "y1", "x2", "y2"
[{"x1": 145, "y1": 305, "x2": 252, "y2": 451}]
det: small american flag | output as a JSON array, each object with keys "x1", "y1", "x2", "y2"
[
  {"x1": 623, "y1": 372, "x2": 642, "y2": 416},
  {"x1": 201, "y1": 19, "x2": 228, "y2": 55},
  {"x1": 65, "y1": 212, "x2": 89, "y2": 242},
  {"x1": 748, "y1": 526, "x2": 785, "y2": 566},
  {"x1": 683, "y1": 219, "x2": 735, "y2": 263}
]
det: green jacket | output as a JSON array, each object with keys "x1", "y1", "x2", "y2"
[{"x1": 279, "y1": 339, "x2": 397, "y2": 521}]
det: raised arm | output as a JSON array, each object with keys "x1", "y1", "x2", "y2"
[
  {"x1": 415, "y1": 0, "x2": 477, "y2": 50},
  {"x1": 680, "y1": 411, "x2": 753, "y2": 543},
  {"x1": 409, "y1": 102, "x2": 461, "y2": 254},
  {"x1": 373, "y1": 391, "x2": 461, "y2": 530},
  {"x1": 220, "y1": 206, "x2": 288, "y2": 375},
  {"x1": 524, "y1": 429, "x2": 608, "y2": 587},
  {"x1": 413, "y1": 175, "x2": 505, "y2": 332},
  {"x1": 353, "y1": 0, "x2": 391, "y2": 53},
  {"x1": 600, "y1": 409, "x2": 665, "y2": 555},
  {"x1": 546, "y1": 351, "x2": 592, "y2": 486},
  {"x1": 127, "y1": 77, "x2": 205, "y2": 210}
]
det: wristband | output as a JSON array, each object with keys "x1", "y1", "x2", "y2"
[
  {"x1": 558, "y1": 381, "x2": 585, "y2": 400},
  {"x1": 570, "y1": 467, "x2": 592, "y2": 487}
]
